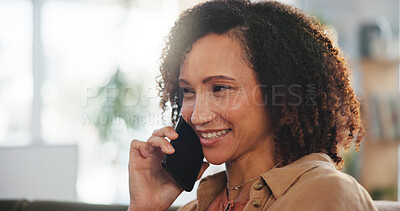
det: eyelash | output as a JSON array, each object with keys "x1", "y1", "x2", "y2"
[
  {"x1": 212, "y1": 85, "x2": 231, "y2": 92},
  {"x1": 180, "y1": 85, "x2": 232, "y2": 96},
  {"x1": 182, "y1": 87, "x2": 194, "y2": 94}
]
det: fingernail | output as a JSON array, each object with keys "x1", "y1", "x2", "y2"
[{"x1": 167, "y1": 144, "x2": 174, "y2": 151}]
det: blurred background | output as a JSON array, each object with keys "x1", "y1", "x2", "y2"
[{"x1": 0, "y1": 0, "x2": 398, "y2": 207}]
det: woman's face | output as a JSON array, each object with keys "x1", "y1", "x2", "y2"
[{"x1": 179, "y1": 34, "x2": 274, "y2": 165}]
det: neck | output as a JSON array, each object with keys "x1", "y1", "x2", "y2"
[{"x1": 225, "y1": 137, "x2": 276, "y2": 202}]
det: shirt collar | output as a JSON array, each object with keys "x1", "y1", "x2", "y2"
[
  {"x1": 196, "y1": 153, "x2": 336, "y2": 208},
  {"x1": 196, "y1": 171, "x2": 227, "y2": 210},
  {"x1": 260, "y1": 153, "x2": 336, "y2": 199}
]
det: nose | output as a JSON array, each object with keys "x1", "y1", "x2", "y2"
[{"x1": 190, "y1": 94, "x2": 215, "y2": 125}]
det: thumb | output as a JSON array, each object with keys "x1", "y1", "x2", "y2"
[{"x1": 196, "y1": 162, "x2": 210, "y2": 180}]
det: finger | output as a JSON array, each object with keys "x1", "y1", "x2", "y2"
[
  {"x1": 147, "y1": 136, "x2": 175, "y2": 154},
  {"x1": 196, "y1": 162, "x2": 210, "y2": 181},
  {"x1": 152, "y1": 126, "x2": 179, "y2": 140},
  {"x1": 130, "y1": 139, "x2": 150, "y2": 158}
]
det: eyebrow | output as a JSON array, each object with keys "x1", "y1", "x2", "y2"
[{"x1": 178, "y1": 75, "x2": 236, "y2": 85}]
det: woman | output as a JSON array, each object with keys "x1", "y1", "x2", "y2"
[{"x1": 128, "y1": 0, "x2": 377, "y2": 210}]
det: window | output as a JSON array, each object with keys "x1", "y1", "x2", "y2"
[
  {"x1": 1, "y1": 0, "x2": 226, "y2": 205},
  {"x1": 40, "y1": 0, "x2": 182, "y2": 203},
  {"x1": 0, "y1": 0, "x2": 32, "y2": 146}
]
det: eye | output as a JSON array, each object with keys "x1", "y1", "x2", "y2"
[
  {"x1": 180, "y1": 87, "x2": 195, "y2": 98},
  {"x1": 212, "y1": 85, "x2": 231, "y2": 92},
  {"x1": 182, "y1": 87, "x2": 194, "y2": 94}
]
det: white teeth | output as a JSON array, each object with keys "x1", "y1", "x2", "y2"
[{"x1": 200, "y1": 129, "x2": 229, "y2": 139}]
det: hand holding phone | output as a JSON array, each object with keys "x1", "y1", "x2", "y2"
[
  {"x1": 128, "y1": 126, "x2": 183, "y2": 210},
  {"x1": 162, "y1": 116, "x2": 204, "y2": 191}
]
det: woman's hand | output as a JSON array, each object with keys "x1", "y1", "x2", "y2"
[{"x1": 128, "y1": 126, "x2": 209, "y2": 211}]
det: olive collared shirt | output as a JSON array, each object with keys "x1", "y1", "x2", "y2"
[{"x1": 178, "y1": 153, "x2": 377, "y2": 211}]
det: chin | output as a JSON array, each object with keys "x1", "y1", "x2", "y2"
[{"x1": 203, "y1": 149, "x2": 228, "y2": 165}]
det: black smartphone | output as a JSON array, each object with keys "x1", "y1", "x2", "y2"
[{"x1": 161, "y1": 116, "x2": 204, "y2": 192}]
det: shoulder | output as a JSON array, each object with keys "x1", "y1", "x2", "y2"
[
  {"x1": 280, "y1": 165, "x2": 377, "y2": 211},
  {"x1": 297, "y1": 164, "x2": 359, "y2": 192}
]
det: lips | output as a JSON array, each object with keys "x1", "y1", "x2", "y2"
[
  {"x1": 200, "y1": 129, "x2": 230, "y2": 139},
  {"x1": 197, "y1": 129, "x2": 231, "y2": 147}
]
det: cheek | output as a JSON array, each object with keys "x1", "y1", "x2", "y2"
[
  {"x1": 224, "y1": 89, "x2": 266, "y2": 125},
  {"x1": 225, "y1": 92, "x2": 251, "y2": 113},
  {"x1": 211, "y1": 92, "x2": 242, "y2": 112},
  {"x1": 180, "y1": 102, "x2": 193, "y2": 123}
]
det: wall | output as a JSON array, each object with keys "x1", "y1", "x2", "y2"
[{"x1": 295, "y1": 0, "x2": 400, "y2": 200}]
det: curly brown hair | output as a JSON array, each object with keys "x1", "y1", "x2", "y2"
[{"x1": 157, "y1": 0, "x2": 364, "y2": 168}]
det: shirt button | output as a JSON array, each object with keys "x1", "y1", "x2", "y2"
[
  {"x1": 253, "y1": 182, "x2": 263, "y2": 190},
  {"x1": 252, "y1": 201, "x2": 261, "y2": 207}
]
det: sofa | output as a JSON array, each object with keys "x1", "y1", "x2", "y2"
[
  {"x1": 0, "y1": 199, "x2": 399, "y2": 211},
  {"x1": 0, "y1": 200, "x2": 178, "y2": 211}
]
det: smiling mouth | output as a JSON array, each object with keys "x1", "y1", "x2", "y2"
[{"x1": 199, "y1": 129, "x2": 232, "y2": 140}]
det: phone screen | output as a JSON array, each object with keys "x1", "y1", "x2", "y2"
[{"x1": 161, "y1": 116, "x2": 204, "y2": 191}]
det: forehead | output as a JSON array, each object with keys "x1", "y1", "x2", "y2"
[{"x1": 179, "y1": 34, "x2": 250, "y2": 79}]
